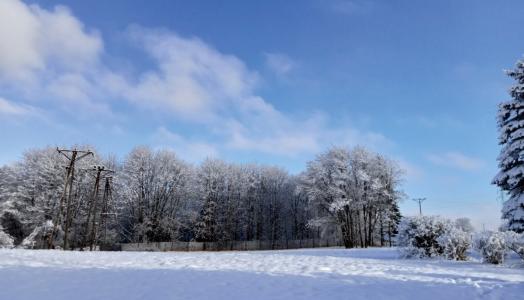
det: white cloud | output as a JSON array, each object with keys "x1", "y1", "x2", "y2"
[
  {"x1": 47, "y1": 73, "x2": 92, "y2": 102},
  {"x1": 0, "y1": 1, "x2": 392, "y2": 160},
  {"x1": 264, "y1": 53, "x2": 296, "y2": 76},
  {"x1": 117, "y1": 28, "x2": 390, "y2": 156},
  {"x1": 427, "y1": 152, "x2": 485, "y2": 171},
  {"x1": 222, "y1": 111, "x2": 392, "y2": 157},
  {"x1": 0, "y1": 0, "x2": 102, "y2": 83},
  {"x1": 0, "y1": 0, "x2": 111, "y2": 119},
  {"x1": 117, "y1": 26, "x2": 258, "y2": 121}
]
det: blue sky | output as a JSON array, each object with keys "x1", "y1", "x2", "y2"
[{"x1": 1, "y1": 0, "x2": 524, "y2": 229}]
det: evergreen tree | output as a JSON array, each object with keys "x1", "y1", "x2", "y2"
[
  {"x1": 386, "y1": 201, "x2": 402, "y2": 246},
  {"x1": 194, "y1": 199, "x2": 218, "y2": 242},
  {"x1": 194, "y1": 159, "x2": 224, "y2": 242},
  {"x1": 493, "y1": 57, "x2": 524, "y2": 233}
]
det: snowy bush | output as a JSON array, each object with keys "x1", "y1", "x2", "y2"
[
  {"x1": 474, "y1": 231, "x2": 508, "y2": 264},
  {"x1": 0, "y1": 227, "x2": 14, "y2": 248},
  {"x1": 21, "y1": 220, "x2": 62, "y2": 249},
  {"x1": 397, "y1": 216, "x2": 454, "y2": 258},
  {"x1": 437, "y1": 227, "x2": 471, "y2": 261},
  {"x1": 505, "y1": 231, "x2": 524, "y2": 260}
]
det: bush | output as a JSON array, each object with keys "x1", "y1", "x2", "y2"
[
  {"x1": 0, "y1": 211, "x2": 25, "y2": 245},
  {"x1": 397, "y1": 216, "x2": 453, "y2": 258},
  {"x1": 505, "y1": 231, "x2": 524, "y2": 260},
  {"x1": 397, "y1": 215, "x2": 471, "y2": 260},
  {"x1": 474, "y1": 231, "x2": 508, "y2": 264},
  {"x1": 0, "y1": 226, "x2": 14, "y2": 248},
  {"x1": 437, "y1": 227, "x2": 471, "y2": 261},
  {"x1": 21, "y1": 220, "x2": 62, "y2": 249}
]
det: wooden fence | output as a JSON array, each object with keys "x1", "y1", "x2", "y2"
[{"x1": 118, "y1": 238, "x2": 343, "y2": 252}]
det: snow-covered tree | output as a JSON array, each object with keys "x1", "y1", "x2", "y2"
[
  {"x1": 493, "y1": 57, "x2": 524, "y2": 233},
  {"x1": 0, "y1": 144, "x2": 408, "y2": 249},
  {"x1": 0, "y1": 148, "x2": 65, "y2": 247},
  {"x1": 380, "y1": 201, "x2": 402, "y2": 246},
  {"x1": 118, "y1": 147, "x2": 193, "y2": 243},
  {"x1": 299, "y1": 146, "x2": 404, "y2": 248},
  {"x1": 193, "y1": 159, "x2": 227, "y2": 242}
]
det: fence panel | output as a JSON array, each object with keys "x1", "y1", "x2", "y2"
[{"x1": 119, "y1": 238, "x2": 343, "y2": 252}]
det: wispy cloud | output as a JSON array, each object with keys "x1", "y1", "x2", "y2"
[
  {"x1": 427, "y1": 151, "x2": 485, "y2": 171},
  {"x1": 396, "y1": 158, "x2": 424, "y2": 181},
  {"x1": 395, "y1": 115, "x2": 465, "y2": 129},
  {"x1": 328, "y1": 0, "x2": 375, "y2": 15},
  {"x1": 0, "y1": 97, "x2": 40, "y2": 117},
  {"x1": 152, "y1": 127, "x2": 218, "y2": 162},
  {"x1": 264, "y1": 52, "x2": 296, "y2": 76}
]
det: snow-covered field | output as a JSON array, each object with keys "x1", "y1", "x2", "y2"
[{"x1": 0, "y1": 247, "x2": 523, "y2": 300}]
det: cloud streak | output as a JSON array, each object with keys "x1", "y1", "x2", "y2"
[
  {"x1": 264, "y1": 52, "x2": 296, "y2": 76},
  {"x1": 327, "y1": 0, "x2": 375, "y2": 15},
  {"x1": 427, "y1": 152, "x2": 485, "y2": 171},
  {"x1": 0, "y1": 97, "x2": 38, "y2": 116}
]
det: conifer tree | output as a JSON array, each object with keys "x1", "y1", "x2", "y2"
[{"x1": 493, "y1": 57, "x2": 524, "y2": 233}]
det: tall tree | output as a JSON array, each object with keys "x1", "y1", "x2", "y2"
[
  {"x1": 118, "y1": 147, "x2": 192, "y2": 243},
  {"x1": 299, "y1": 146, "x2": 403, "y2": 248},
  {"x1": 493, "y1": 57, "x2": 524, "y2": 233}
]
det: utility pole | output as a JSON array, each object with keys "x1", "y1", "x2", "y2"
[
  {"x1": 97, "y1": 177, "x2": 114, "y2": 249},
  {"x1": 412, "y1": 197, "x2": 426, "y2": 216},
  {"x1": 84, "y1": 165, "x2": 113, "y2": 251},
  {"x1": 48, "y1": 148, "x2": 93, "y2": 250}
]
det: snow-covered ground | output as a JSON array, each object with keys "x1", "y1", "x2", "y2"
[{"x1": 0, "y1": 247, "x2": 523, "y2": 300}]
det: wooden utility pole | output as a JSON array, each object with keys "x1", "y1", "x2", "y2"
[
  {"x1": 84, "y1": 166, "x2": 113, "y2": 250},
  {"x1": 83, "y1": 166, "x2": 102, "y2": 249},
  {"x1": 48, "y1": 148, "x2": 93, "y2": 250},
  {"x1": 412, "y1": 198, "x2": 426, "y2": 216}
]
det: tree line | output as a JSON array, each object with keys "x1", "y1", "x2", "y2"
[{"x1": 0, "y1": 145, "x2": 403, "y2": 250}]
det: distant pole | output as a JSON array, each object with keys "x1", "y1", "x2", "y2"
[{"x1": 412, "y1": 198, "x2": 426, "y2": 216}]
